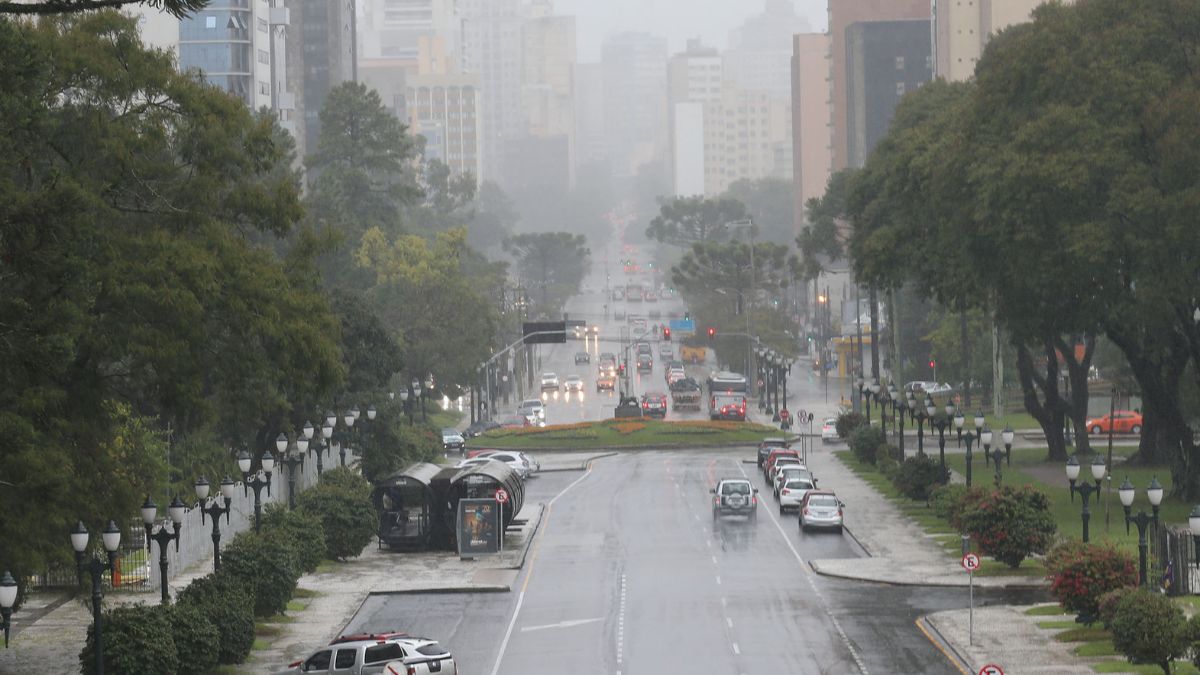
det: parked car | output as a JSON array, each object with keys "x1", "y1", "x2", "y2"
[
  {"x1": 757, "y1": 438, "x2": 790, "y2": 467},
  {"x1": 283, "y1": 632, "x2": 457, "y2": 675},
  {"x1": 774, "y1": 466, "x2": 814, "y2": 500},
  {"x1": 822, "y1": 418, "x2": 839, "y2": 443},
  {"x1": 799, "y1": 490, "x2": 845, "y2": 533},
  {"x1": 463, "y1": 419, "x2": 501, "y2": 438},
  {"x1": 574, "y1": 351, "x2": 591, "y2": 365},
  {"x1": 1085, "y1": 410, "x2": 1143, "y2": 434},
  {"x1": 441, "y1": 428, "x2": 465, "y2": 453},
  {"x1": 497, "y1": 414, "x2": 533, "y2": 429},
  {"x1": 768, "y1": 456, "x2": 803, "y2": 483},
  {"x1": 469, "y1": 450, "x2": 535, "y2": 479},
  {"x1": 640, "y1": 392, "x2": 668, "y2": 418},
  {"x1": 778, "y1": 477, "x2": 817, "y2": 514},
  {"x1": 539, "y1": 373, "x2": 560, "y2": 391},
  {"x1": 711, "y1": 478, "x2": 757, "y2": 521},
  {"x1": 763, "y1": 448, "x2": 800, "y2": 480}
]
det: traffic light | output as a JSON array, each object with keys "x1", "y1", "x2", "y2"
[
  {"x1": 663, "y1": 327, "x2": 671, "y2": 341},
  {"x1": 707, "y1": 327, "x2": 716, "y2": 341},
  {"x1": 684, "y1": 311, "x2": 691, "y2": 321},
  {"x1": 929, "y1": 359, "x2": 936, "y2": 369}
]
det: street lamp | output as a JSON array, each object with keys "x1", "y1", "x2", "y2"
[
  {"x1": 277, "y1": 434, "x2": 305, "y2": 510},
  {"x1": 855, "y1": 375, "x2": 866, "y2": 418},
  {"x1": 72, "y1": 519, "x2": 121, "y2": 675},
  {"x1": 194, "y1": 476, "x2": 235, "y2": 571},
  {"x1": 954, "y1": 408, "x2": 965, "y2": 447},
  {"x1": 982, "y1": 427, "x2": 1002, "y2": 486},
  {"x1": 367, "y1": 405, "x2": 377, "y2": 421},
  {"x1": 1002, "y1": 425, "x2": 1015, "y2": 466},
  {"x1": 422, "y1": 376, "x2": 434, "y2": 422},
  {"x1": 964, "y1": 431, "x2": 976, "y2": 487},
  {"x1": 914, "y1": 396, "x2": 931, "y2": 457},
  {"x1": 1066, "y1": 455, "x2": 1106, "y2": 543},
  {"x1": 973, "y1": 411, "x2": 985, "y2": 443},
  {"x1": 896, "y1": 399, "x2": 908, "y2": 460},
  {"x1": 1119, "y1": 477, "x2": 1163, "y2": 587},
  {"x1": 929, "y1": 399, "x2": 954, "y2": 475},
  {"x1": 316, "y1": 420, "x2": 333, "y2": 476},
  {"x1": 140, "y1": 496, "x2": 184, "y2": 605},
  {"x1": 0, "y1": 571, "x2": 16, "y2": 648},
  {"x1": 413, "y1": 379, "x2": 424, "y2": 423},
  {"x1": 238, "y1": 450, "x2": 275, "y2": 534},
  {"x1": 1188, "y1": 505, "x2": 1200, "y2": 568},
  {"x1": 400, "y1": 387, "x2": 413, "y2": 424},
  {"x1": 868, "y1": 378, "x2": 880, "y2": 423}
]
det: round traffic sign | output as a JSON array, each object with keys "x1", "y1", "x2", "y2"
[
  {"x1": 495, "y1": 488, "x2": 509, "y2": 504},
  {"x1": 798, "y1": 408, "x2": 807, "y2": 422},
  {"x1": 961, "y1": 552, "x2": 981, "y2": 572},
  {"x1": 978, "y1": 664, "x2": 1004, "y2": 675}
]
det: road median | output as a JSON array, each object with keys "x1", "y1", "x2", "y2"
[{"x1": 473, "y1": 418, "x2": 791, "y2": 451}]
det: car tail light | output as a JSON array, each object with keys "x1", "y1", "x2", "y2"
[
  {"x1": 802, "y1": 508, "x2": 810, "y2": 516},
  {"x1": 752, "y1": 495, "x2": 757, "y2": 505},
  {"x1": 781, "y1": 489, "x2": 790, "y2": 496},
  {"x1": 288, "y1": 660, "x2": 302, "y2": 668},
  {"x1": 714, "y1": 497, "x2": 720, "y2": 506}
]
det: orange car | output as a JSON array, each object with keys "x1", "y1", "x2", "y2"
[{"x1": 1085, "y1": 410, "x2": 1143, "y2": 434}]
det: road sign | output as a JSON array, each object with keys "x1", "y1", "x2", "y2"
[
  {"x1": 522, "y1": 321, "x2": 566, "y2": 344},
  {"x1": 978, "y1": 665, "x2": 1004, "y2": 675},
  {"x1": 961, "y1": 552, "x2": 980, "y2": 572},
  {"x1": 495, "y1": 488, "x2": 509, "y2": 504},
  {"x1": 668, "y1": 318, "x2": 695, "y2": 336}
]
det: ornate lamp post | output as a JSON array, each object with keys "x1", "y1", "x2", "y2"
[
  {"x1": 413, "y1": 379, "x2": 424, "y2": 423},
  {"x1": 973, "y1": 410, "x2": 985, "y2": 447},
  {"x1": 422, "y1": 376, "x2": 434, "y2": 422},
  {"x1": 1002, "y1": 425, "x2": 1015, "y2": 466},
  {"x1": 1066, "y1": 455, "x2": 1107, "y2": 543},
  {"x1": 855, "y1": 375, "x2": 866, "y2": 417},
  {"x1": 194, "y1": 476, "x2": 235, "y2": 571},
  {"x1": 238, "y1": 450, "x2": 275, "y2": 534},
  {"x1": 982, "y1": 427, "x2": 1003, "y2": 486},
  {"x1": 756, "y1": 347, "x2": 768, "y2": 410},
  {"x1": 400, "y1": 388, "x2": 413, "y2": 424},
  {"x1": 896, "y1": 399, "x2": 908, "y2": 460},
  {"x1": 954, "y1": 408, "x2": 965, "y2": 447},
  {"x1": 964, "y1": 431, "x2": 976, "y2": 487},
  {"x1": 0, "y1": 571, "x2": 16, "y2": 648},
  {"x1": 867, "y1": 378, "x2": 880, "y2": 423},
  {"x1": 71, "y1": 520, "x2": 121, "y2": 675},
  {"x1": 340, "y1": 408, "x2": 357, "y2": 467},
  {"x1": 140, "y1": 496, "x2": 184, "y2": 605},
  {"x1": 929, "y1": 399, "x2": 955, "y2": 474},
  {"x1": 318, "y1": 419, "x2": 334, "y2": 475},
  {"x1": 1119, "y1": 477, "x2": 1163, "y2": 587},
  {"x1": 277, "y1": 433, "x2": 306, "y2": 510},
  {"x1": 919, "y1": 397, "x2": 934, "y2": 457},
  {"x1": 1189, "y1": 506, "x2": 1200, "y2": 568}
]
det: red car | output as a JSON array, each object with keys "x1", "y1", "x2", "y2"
[
  {"x1": 640, "y1": 392, "x2": 668, "y2": 418},
  {"x1": 1086, "y1": 410, "x2": 1143, "y2": 434}
]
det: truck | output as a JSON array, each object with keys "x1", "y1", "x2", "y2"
[
  {"x1": 680, "y1": 345, "x2": 707, "y2": 364},
  {"x1": 670, "y1": 377, "x2": 702, "y2": 410}
]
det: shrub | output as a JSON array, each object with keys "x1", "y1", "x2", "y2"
[
  {"x1": 298, "y1": 477, "x2": 377, "y2": 560},
  {"x1": 221, "y1": 531, "x2": 300, "y2": 617},
  {"x1": 835, "y1": 412, "x2": 865, "y2": 439},
  {"x1": 929, "y1": 484, "x2": 970, "y2": 521},
  {"x1": 80, "y1": 605, "x2": 178, "y2": 675},
  {"x1": 958, "y1": 485, "x2": 1056, "y2": 568},
  {"x1": 891, "y1": 455, "x2": 950, "y2": 501},
  {"x1": 1045, "y1": 540, "x2": 1136, "y2": 619},
  {"x1": 260, "y1": 502, "x2": 326, "y2": 573},
  {"x1": 1097, "y1": 586, "x2": 1138, "y2": 629},
  {"x1": 1109, "y1": 590, "x2": 1190, "y2": 673},
  {"x1": 876, "y1": 449, "x2": 900, "y2": 479},
  {"x1": 848, "y1": 425, "x2": 886, "y2": 465},
  {"x1": 164, "y1": 602, "x2": 220, "y2": 675},
  {"x1": 1189, "y1": 615, "x2": 1200, "y2": 668},
  {"x1": 176, "y1": 573, "x2": 255, "y2": 664},
  {"x1": 316, "y1": 466, "x2": 372, "y2": 496}
]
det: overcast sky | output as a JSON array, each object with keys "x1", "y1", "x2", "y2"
[{"x1": 554, "y1": 0, "x2": 829, "y2": 62}]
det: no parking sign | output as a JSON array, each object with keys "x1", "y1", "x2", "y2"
[{"x1": 979, "y1": 665, "x2": 1004, "y2": 675}]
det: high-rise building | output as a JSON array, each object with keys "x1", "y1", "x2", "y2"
[
  {"x1": 934, "y1": 0, "x2": 1058, "y2": 81},
  {"x1": 519, "y1": 4, "x2": 575, "y2": 185},
  {"x1": 845, "y1": 19, "x2": 932, "y2": 168},
  {"x1": 459, "y1": 0, "x2": 525, "y2": 182},
  {"x1": 358, "y1": 0, "x2": 458, "y2": 62},
  {"x1": 284, "y1": 0, "x2": 356, "y2": 161},
  {"x1": 404, "y1": 73, "x2": 482, "y2": 179},
  {"x1": 828, "y1": 0, "x2": 930, "y2": 171},
  {"x1": 703, "y1": 83, "x2": 791, "y2": 195},
  {"x1": 724, "y1": 0, "x2": 811, "y2": 99},
  {"x1": 601, "y1": 32, "x2": 668, "y2": 181},
  {"x1": 573, "y1": 62, "x2": 606, "y2": 169},
  {"x1": 667, "y1": 39, "x2": 721, "y2": 196},
  {"x1": 790, "y1": 33, "x2": 831, "y2": 233}
]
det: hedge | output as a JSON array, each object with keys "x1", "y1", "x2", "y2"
[
  {"x1": 79, "y1": 605, "x2": 178, "y2": 675},
  {"x1": 221, "y1": 531, "x2": 300, "y2": 617},
  {"x1": 176, "y1": 572, "x2": 256, "y2": 664},
  {"x1": 298, "y1": 471, "x2": 376, "y2": 560},
  {"x1": 261, "y1": 502, "x2": 326, "y2": 573}
]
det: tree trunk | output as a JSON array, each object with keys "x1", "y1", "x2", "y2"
[
  {"x1": 888, "y1": 288, "x2": 901, "y2": 385},
  {"x1": 1054, "y1": 335, "x2": 1096, "y2": 455},
  {"x1": 869, "y1": 286, "x2": 880, "y2": 382},
  {"x1": 1015, "y1": 341, "x2": 1068, "y2": 461},
  {"x1": 960, "y1": 306, "x2": 972, "y2": 408}
]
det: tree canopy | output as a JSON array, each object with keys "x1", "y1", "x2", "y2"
[
  {"x1": 502, "y1": 232, "x2": 591, "y2": 316},
  {"x1": 645, "y1": 195, "x2": 747, "y2": 246}
]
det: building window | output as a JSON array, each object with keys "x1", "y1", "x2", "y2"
[
  {"x1": 895, "y1": 56, "x2": 905, "y2": 70},
  {"x1": 258, "y1": 49, "x2": 269, "y2": 65},
  {"x1": 205, "y1": 16, "x2": 216, "y2": 29},
  {"x1": 259, "y1": 81, "x2": 269, "y2": 95},
  {"x1": 896, "y1": 82, "x2": 906, "y2": 96},
  {"x1": 257, "y1": 17, "x2": 268, "y2": 32}
]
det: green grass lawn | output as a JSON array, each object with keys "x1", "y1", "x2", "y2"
[
  {"x1": 475, "y1": 419, "x2": 784, "y2": 449},
  {"x1": 427, "y1": 408, "x2": 464, "y2": 430},
  {"x1": 940, "y1": 446, "x2": 1187, "y2": 558}
]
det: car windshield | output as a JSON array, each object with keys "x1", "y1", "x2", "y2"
[
  {"x1": 721, "y1": 482, "x2": 751, "y2": 495},
  {"x1": 787, "y1": 480, "x2": 815, "y2": 490},
  {"x1": 808, "y1": 495, "x2": 839, "y2": 507}
]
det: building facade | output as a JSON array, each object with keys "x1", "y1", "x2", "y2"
[
  {"x1": 358, "y1": 0, "x2": 458, "y2": 62},
  {"x1": 934, "y1": 0, "x2": 1055, "y2": 81},
  {"x1": 703, "y1": 84, "x2": 791, "y2": 195},
  {"x1": 404, "y1": 73, "x2": 483, "y2": 178},
  {"x1": 828, "y1": 0, "x2": 930, "y2": 171},
  {"x1": 667, "y1": 39, "x2": 722, "y2": 196},
  {"x1": 601, "y1": 32, "x2": 668, "y2": 182},
  {"x1": 790, "y1": 32, "x2": 832, "y2": 234},
  {"x1": 284, "y1": 0, "x2": 356, "y2": 161},
  {"x1": 724, "y1": 0, "x2": 810, "y2": 100},
  {"x1": 459, "y1": 0, "x2": 525, "y2": 182},
  {"x1": 845, "y1": 19, "x2": 932, "y2": 168}
]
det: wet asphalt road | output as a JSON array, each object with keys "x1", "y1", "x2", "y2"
[{"x1": 346, "y1": 245, "x2": 1050, "y2": 674}]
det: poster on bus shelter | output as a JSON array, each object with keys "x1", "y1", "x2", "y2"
[{"x1": 457, "y1": 498, "x2": 500, "y2": 558}]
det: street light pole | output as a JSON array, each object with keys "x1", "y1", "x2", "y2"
[
  {"x1": 194, "y1": 476, "x2": 235, "y2": 571},
  {"x1": 277, "y1": 434, "x2": 305, "y2": 510},
  {"x1": 140, "y1": 496, "x2": 185, "y2": 605},
  {"x1": 0, "y1": 571, "x2": 16, "y2": 648},
  {"x1": 1066, "y1": 455, "x2": 1107, "y2": 543},
  {"x1": 238, "y1": 450, "x2": 275, "y2": 534},
  {"x1": 964, "y1": 431, "x2": 976, "y2": 488},
  {"x1": 1119, "y1": 477, "x2": 1163, "y2": 587},
  {"x1": 71, "y1": 520, "x2": 121, "y2": 675}
]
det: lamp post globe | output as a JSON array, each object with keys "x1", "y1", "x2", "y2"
[
  {"x1": 1189, "y1": 505, "x2": 1200, "y2": 569},
  {"x1": 1002, "y1": 425, "x2": 1015, "y2": 465},
  {"x1": 0, "y1": 570, "x2": 16, "y2": 648},
  {"x1": 73, "y1": 519, "x2": 122, "y2": 675},
  {"x1": 367, "y1": 405, "x2": 377, "y2": 421}
]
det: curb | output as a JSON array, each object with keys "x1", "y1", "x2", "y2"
[
  {"x1": 504, "y1": 502, "x2": 546, "y2": 571},
  {"x1": 840, "y1": 523, "x2": 873, "y2": 557},
  {"x1": 470, "y1": 442, "x2": 769, "y2": 452},
  {"x1": 807, "y1": 562, "x2": 1048, "y2": 589},
  {"x1": 536, "y1": 451, "x2": 620, "y2": 472},
  {"x1": 367, "y1": 585, "x2": 511, "y2": 595},
  {"x1": 916, "y1": 614, "x2": 974, "y2": 675}
]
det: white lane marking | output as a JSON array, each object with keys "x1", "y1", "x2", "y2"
[
  {"x1": 736, "y1": 461, "x2": 870, "y2": 675},
  {"x1": 715, "y1": 575, "x2": 722, "y2": 585},
  {"x1": 520, "y1": 617, "x2": 604, "y2": 633},
  {"x1": 732, "y1": 642, "x2": 741, "y2": 655},
  {"x1": 617, "y1": 574, "x2": 627, "y2": 666},
  {"x1": 489, "y1": 463, "x2": 599, "y2": 675},
  {"x1": 726, "y1": 617, "x2": 733, "y2": 628},
  {"x1": 711, "y1": 555, "x2": 718, "y2": 564}
]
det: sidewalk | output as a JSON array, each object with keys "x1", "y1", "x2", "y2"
[{"x1": 0, "y1": 451, "x2": 605, "y2": 675}]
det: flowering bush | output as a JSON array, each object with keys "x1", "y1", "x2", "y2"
[
  {"x1": 611, "y1": 421, "x2": 647, "y2": 434},
  {"x1": 1109, "y1": 590, "x2": 1190, "y2": 673},
  {"x1": 835, "y1": 412, "x2": 865, "y2": 439},
  {"x1": 958, "y1": 485, "x2": 1056, "y2": 568},
  {"x1": 1097, "y1": 586, "x2": 1137, "y2": 629},
  {"x1": 1045, "y1": 540, "x2": 1136, "y2": 619}
]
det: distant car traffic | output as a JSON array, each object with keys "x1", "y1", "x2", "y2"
[
  {"x1": 563, "y1": 374, "x2": 585, "y2": 393},
  {"x1": 822, "y1": 418, "x2": 839, "y2": 443},
  {"x1": 539, "y1": 373, "x2": 559, "y2": 391},
  {"x1": 466, "y1": 450, "x2": 536, "y2": 479},
  {"x1": 441, "y1": 428, "x2": 465, "y2": 453},
  {"x1": 575, "y1": 351, "x2": 590, "y2": 364},
  {"x1": 774, "y1": 466, "x2": 813, "y2": 499},
  {"x1": 1086, "y1": 410, "x2": 1143, "y2": 434},
  {"x1": 518, "y1": 398, "x2": 546, "y2": 422},
  {"x1": 463, "y1": 419, "x2": 501, "y2": 438},
  {"x1": 596, "y1": 373, "x2": 616, "y2": 392},
  {"x1": 799, "y1": 491, "x2": 844, "y2": 533},
  {"x1": 711, "y1": 478, "x2": 757, "y2": 521},
  {"x1": 636, "y1": 353, "x2": 653, "y2": 372},
  {"x1": 658, "y1": 344, "x2": 673, "y2": 360}
]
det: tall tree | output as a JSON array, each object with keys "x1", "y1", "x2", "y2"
[
  {"x1": 502, "y1": 232, "x2": 590, "y2": 316},
  {"x1": 0, "y1": 0, "x2": 206, "y2": 16},
  {"x1": 645, "y1": 196, "x2": 747, "y2": 246},
  {"x1": 723, "y1": 177, "x2": 795, "y2": 245}
]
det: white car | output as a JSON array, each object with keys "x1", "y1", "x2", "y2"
[
  {"x1": 519, "y1": 398, "x2": 545, "y2": 421},
  {"x1": 563, "y1": 375, "x2": 585, "y2": 392},
  {"x1": 472, "y1": 451, "x2": 534, "y2": 479},
  {"x1": 800, "y1": 491, "x2": 844, "y2": 533},
  {"x1": 285, "y1": 632, "x2": 457, "y2": 675},
  {"x1": 773, "y1": 466, "x2": 812, "y2": 499},
  {"x1": 768, "y1": 456, "x2": 803, "y2": 483},
  {"x1": 540, "y1": 373, "x2": 559, "y2": 391},
  {"x1": 822, "y1": 418, "x2": 839, "y2": 443},
  {"x1": 778, "y1": 477, "x2": 816, "y2": 513}
]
